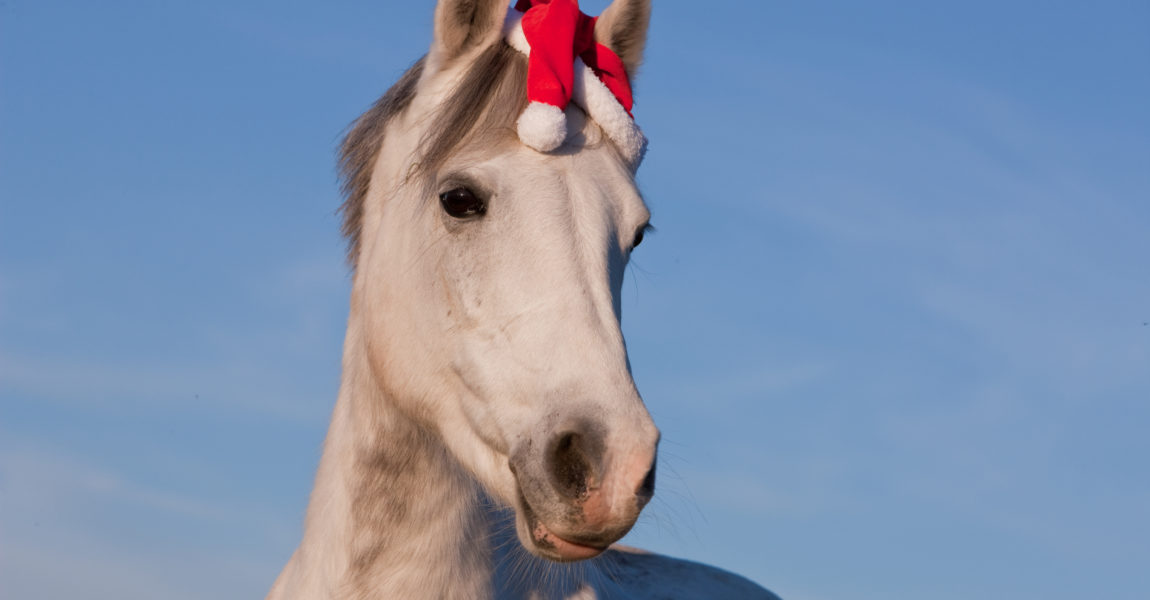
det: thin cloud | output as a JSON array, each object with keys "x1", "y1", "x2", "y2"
[{"x1": 0, "y1": 442, "x2": 291, "y2": 600}]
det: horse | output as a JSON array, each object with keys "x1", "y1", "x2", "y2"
[{"x1": 267, "y1": 1, "x2": 779, "y2": 598}]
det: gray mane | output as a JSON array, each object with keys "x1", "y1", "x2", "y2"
[{"x1": 337, "y1": 43, "x2": 528, "y2": 265}]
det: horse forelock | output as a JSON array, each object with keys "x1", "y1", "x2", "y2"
[{"x1": 338, "y1": 43, "x2": 529, "y2": 267}]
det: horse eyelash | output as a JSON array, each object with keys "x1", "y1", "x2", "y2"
[{"x1": 634, "y1": 223, "x2": 655, "y2": 248}]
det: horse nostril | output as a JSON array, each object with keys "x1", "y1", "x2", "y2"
[
  {"x1": 637, "y1": 459, "x2": 656, "y2": 501},
  {"x1": 548, "y1": 431, "x2": 593, "y2": 500}
]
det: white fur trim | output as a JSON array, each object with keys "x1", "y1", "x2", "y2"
[
  {"x1": 572, "y1": 57, "x2": 648, "y2": 167},
  {"x1": 502, "y1": 9, "x2": 531, "y2": 55},
  {"x1": 517, "y1": 101, "x2": 567, "y2": 152},
  {"x1": 503, "y1": 7, "x2": 647, "y2": 166}
]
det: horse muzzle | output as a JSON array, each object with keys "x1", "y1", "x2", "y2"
[{"x1": 508, "y1": 416, "x2": 659, "y2": 561}]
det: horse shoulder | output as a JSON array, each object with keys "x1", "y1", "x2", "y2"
[{"x1": 597, "y1": 546, "x2": 781, "y2": 600}]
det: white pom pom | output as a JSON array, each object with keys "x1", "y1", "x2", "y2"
[{"x1": 517, "y1": 102, "x2": 567, "y2": 152}]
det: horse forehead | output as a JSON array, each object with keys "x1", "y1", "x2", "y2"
[
  {"x1": 567, "y1": 151, "x2": 646, "y2": 220},
  {"x1": 501, "y1": 155, "x2": 643, "y2": 229},
  {"x1": 568, "y1": 110, "x2": 644, "y2": 210}
]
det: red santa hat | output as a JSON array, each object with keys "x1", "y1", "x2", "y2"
[{"x1": 503, "y1": 0, "x2": 647, "y2": 166}]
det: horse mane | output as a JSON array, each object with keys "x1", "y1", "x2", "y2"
[{"x1": 338, "y1": 43, "x2": 529, "y2": 265}]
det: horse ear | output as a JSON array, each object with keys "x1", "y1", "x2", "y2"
[
  {"x1": 594, "y1": 0, "x2": 652, "y2": 77},
  {"x1": 431, "y1": 0, "x2": 508, "y2": 65}
]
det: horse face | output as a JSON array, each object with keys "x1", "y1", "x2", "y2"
[
  {"x1": 354, "y1": 0, "x2": 657, "y2": 562},
  {"x1": 451, "y1": 114, "x2": 658, "y2": 561},
  {"x1": 360, "y1": 105, "x2": 657, "y2": 561}
]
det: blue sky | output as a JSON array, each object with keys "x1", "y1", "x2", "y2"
[{"x1": 1, "y1": 1, "x2": 1148, "y2": 598}]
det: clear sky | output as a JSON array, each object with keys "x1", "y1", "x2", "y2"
[{"x1": 1, "y1": 1, "x2": 1148, "y2": 599}]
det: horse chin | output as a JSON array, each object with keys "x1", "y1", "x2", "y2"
[{"x1": 513, "y1": 489, "x2": 610, "y2": 562}]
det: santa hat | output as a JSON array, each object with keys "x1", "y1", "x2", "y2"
[{"x1": 502, "y1": 0, "x2": 647, "y2": 166}]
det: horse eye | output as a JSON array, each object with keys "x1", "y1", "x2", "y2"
[
  {"x1": 632, "y1": 224, "x2": 652, "y2": 249},
  {"x1": 439, "y1": 187, "x2": 486, "y2": 218}
]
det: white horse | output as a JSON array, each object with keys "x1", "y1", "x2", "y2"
[{"x1": 268, "y1": 1, "x2": 777, "y2": 598}]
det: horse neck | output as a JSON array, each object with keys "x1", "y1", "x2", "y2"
[{"x1": 292, "y1": 312, "x2": 494, "y2": 599}]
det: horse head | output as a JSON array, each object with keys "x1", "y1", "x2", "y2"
[{"x1": 344, "y1": 0, "x2": 658, "y2": 562}]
